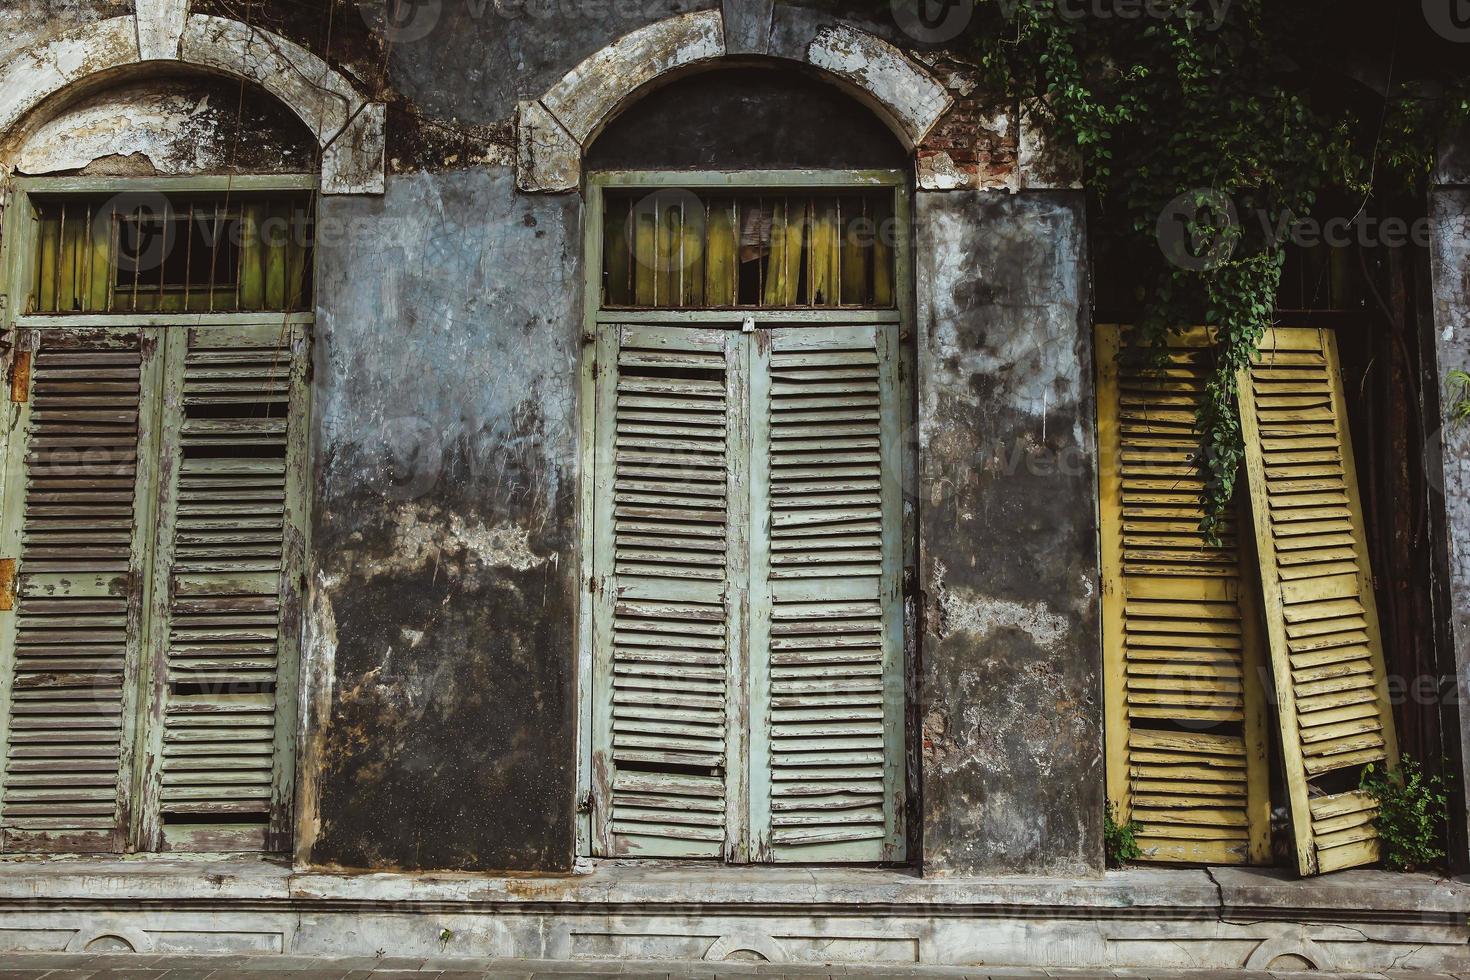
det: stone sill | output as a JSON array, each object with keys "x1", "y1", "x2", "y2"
[{"x1": 0, "y1": 858, "x2": 1463, "y2": 919}]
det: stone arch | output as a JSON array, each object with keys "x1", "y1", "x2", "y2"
[
  {"x1": 1244, "y1": 934, "x2": 1332, "y2": 971},
  {"x1": 0, "y1": 1, "x2": 384, "y2": 193},
  {"x1": 704, "y1": 932, "x2": 790, "y2": 963},
  {"x1": 515, "y1": 9, "x2": 952, "y2": 191}
]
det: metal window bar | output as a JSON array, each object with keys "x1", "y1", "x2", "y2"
[
  {"x1": 30, "y1": 195, "x2": 312, "y2": 314},
  {"x1": 603, "y1": 188, "x2": 894, "y2": 311}
]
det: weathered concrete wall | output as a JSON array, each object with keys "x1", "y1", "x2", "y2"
[
  {"x1": 1429, "y1": 182, "x2": 1470, "y2": 865},
  {"x1": 914, "y1": 189, "x2": 1104, "y2": 876},
  {"x1": 377, "y1": 0, "x2": 717, "y2": 127},
  {"x1": 0, "y1": 0, "x2": 131, "y2": 67},
  {"x1": 305, "y1": 169, "x2": 581, "y2": 871},
  {"x1": 14, "y1": 75, "x2": 315, "y2": 177}
]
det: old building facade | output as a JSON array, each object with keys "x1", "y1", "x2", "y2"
[{"x1": 0, "y1": 0, "x2": 1468, "y2": 970}]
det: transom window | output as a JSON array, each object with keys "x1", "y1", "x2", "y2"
[
  {"x1": 30, "y1": 193, "x2": 312, "y2": 314},
  {"x1": 601, "y1": 186, "x2": 898, "y2": 309}
]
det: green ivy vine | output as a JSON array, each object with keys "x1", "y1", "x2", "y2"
[{"x1": 942, "y1": 0, "x2": 1470, "y2": 539}]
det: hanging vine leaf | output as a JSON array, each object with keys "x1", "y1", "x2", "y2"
[{"x1": 890, "y1": 0, "x2": 1470, "y2": 539}]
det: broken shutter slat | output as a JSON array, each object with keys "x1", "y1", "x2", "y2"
[
  {"x1": 1237, "y1": 326, "x2": 1397, "y2": 876},
  {"x1": 591, "y1": 324, "x2": 743, "y2": 859},
  {"x1": 0, "y1": 328, "x2": 160, "y2": 853},
  {"x1": 137, "y1": 323, "x2": 307, "y2": 853},
  {"x1": 748, "y1": 325, "x2": 905, "y2": 863},
  {"x1": 1097, "y1": 324, "x2": 1271, "y2": 865}
]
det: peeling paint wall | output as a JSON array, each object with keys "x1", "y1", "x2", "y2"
[
  {"x1": 306, "y1": 170, "x2": 580, "y2": 871},
  {"x1": 914, "y1": 190, "x2": 1104, "y2": 876},
  {"x1": 15, "y1": 75, "x2": 314, "y2": 177},
  {"x1": 1429, "y1": 181, "x2": 1470, "y2": 864},
  {"x1": 0, "y1": 0, "x2": 1114, "y2": 877}
]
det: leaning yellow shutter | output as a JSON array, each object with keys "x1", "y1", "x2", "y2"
[
  {"x1": 1097, "y1": 325, "x2": 1270, "y2": 864},
  {"x1": 1237, "y1": 326, "x2": 1398, "y2": 875}
]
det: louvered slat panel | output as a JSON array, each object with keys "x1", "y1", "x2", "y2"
[
  {"x1": 143, "y1": 323, "x2": 305, "y2": 852},
  {"x1": 593, "y1": 326, "x2": 737, "y2": 858},
  {"x1": 751, "y1": 326, "x2": 903, "y2": 862},
  {"x1": 1238, "y1": 326, "x2": 1396, "y2": 875},
  {"x1": 0, "y1": 330, "x2": 153, "y2": 853},
  {"x1": 1097, "y1": 325, "x2": 1270, "y2": 865}
]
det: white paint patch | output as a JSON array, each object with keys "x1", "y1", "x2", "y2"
[
  {"x1": 806, "y1": 25, "x2": 951, "y2": 146},
  {"x1": 20, "y1": 89, "x2": 224, "y2": 175},
  {"x1": 391, "y1": 505, "x2": 549, "y2": 574},
  {"x1": 934, "y1": 561, "x2": 1069, "y2": 650},
  {"x1": 917, "y1": 149, "x2": 971, "y2": 191},
  {"x1": 136, "y1": 0, "x2": 190, "y2": 60},
  {"x1": 541, "y1": 10, "x2": 726, "y2": 144}
]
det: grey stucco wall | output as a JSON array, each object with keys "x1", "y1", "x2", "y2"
[
  {"x1": 1430, "y1": 184, "x2": 1470, "y2": 864},
  {"x1": 305, "y1": 169, "x2": 581, "y2": 871},
  {"x1": 914, "y1": 190, "x2": 1104, "y2": 876}
]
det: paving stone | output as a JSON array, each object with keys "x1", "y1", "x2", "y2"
[
  {"x1": 0, "y1": 957, "x2": 97, "y2": 970},
  {"x1": 149, "y1": 956, "x2": 254, "y2": 970},
  {"x1": 0, "y1": 970, "x2": 51, "y2": 979}
]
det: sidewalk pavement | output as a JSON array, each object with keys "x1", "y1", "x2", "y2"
[{"x1": 0, "y1": 953, "x2": 1468, "y2": 980}]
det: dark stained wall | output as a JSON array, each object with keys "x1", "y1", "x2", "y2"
[
  {"x1": 914, "y1": 190, "x2": 1105, "y2": 876},
  {"x1": 305, "y1": 170, "x2": 581, "y2": 871},
  {"x1": 587, "y1": 66, "x2": 907, "y2": 171}
]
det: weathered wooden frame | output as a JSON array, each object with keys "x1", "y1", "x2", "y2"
[
  {"x1": 575, "y1": 168, "x2": 917, "y2": 864},
  {"x1": 0, "y1": 174, "x2": 314, "y2": 857}
]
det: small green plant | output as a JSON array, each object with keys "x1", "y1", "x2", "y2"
[
  {"x1": 1447, "y1": 370, "x2": 1470, "y2": 427},
  {"x1": 438, "y1": 927, "x2": 454, "y2": 947},
  {"x1": 1360, "y1": 756, "x2": 1449, "y2": 872},
  {"x1": 1104, "y1": 802, "x2": 1143, "y2": 867}
]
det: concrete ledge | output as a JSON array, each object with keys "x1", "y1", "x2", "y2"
[{"x1": 0, "y1": 860, "x2": 1464, "y2": 970}]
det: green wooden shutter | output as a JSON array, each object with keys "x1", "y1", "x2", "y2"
[
  {"x1": 1237, "y1": 326, "x2": 1397, "y2": 875},
  {"x1": 136, "y1": 323, "x2": 308, "y2": 852},
  {"x1": 590, "y1": 325, "x2": 744, "y2": 858},
  {"x1": 1095, "y1": 325, "x2": 1271, "y2": 864},
  {"x1": 747, "y1": 325, "x2": 905, "y2": 862},
  {"x1": 0, "y1": 328, "x2": 161, "y2": 852}
]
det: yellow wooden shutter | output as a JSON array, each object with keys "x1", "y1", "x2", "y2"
[
  {"x1": 590, "y1": 325, "x2": 744, "y2": 858},
  {"x1": 136, "y1": 324, "x2": 309, "y2": 853},
  {"x1": 1237, "y1": 326, "x2": 1397, "y2": 875},
  {"x1": 747, "y1": 325, "x2": 905, "y2": 863},
  {"x1": 0, "y1": 329, "x2": 160, "y2": 853},
  {"x1": 1097, "y1": 324, "x2": 1271, "y2": 864}
]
